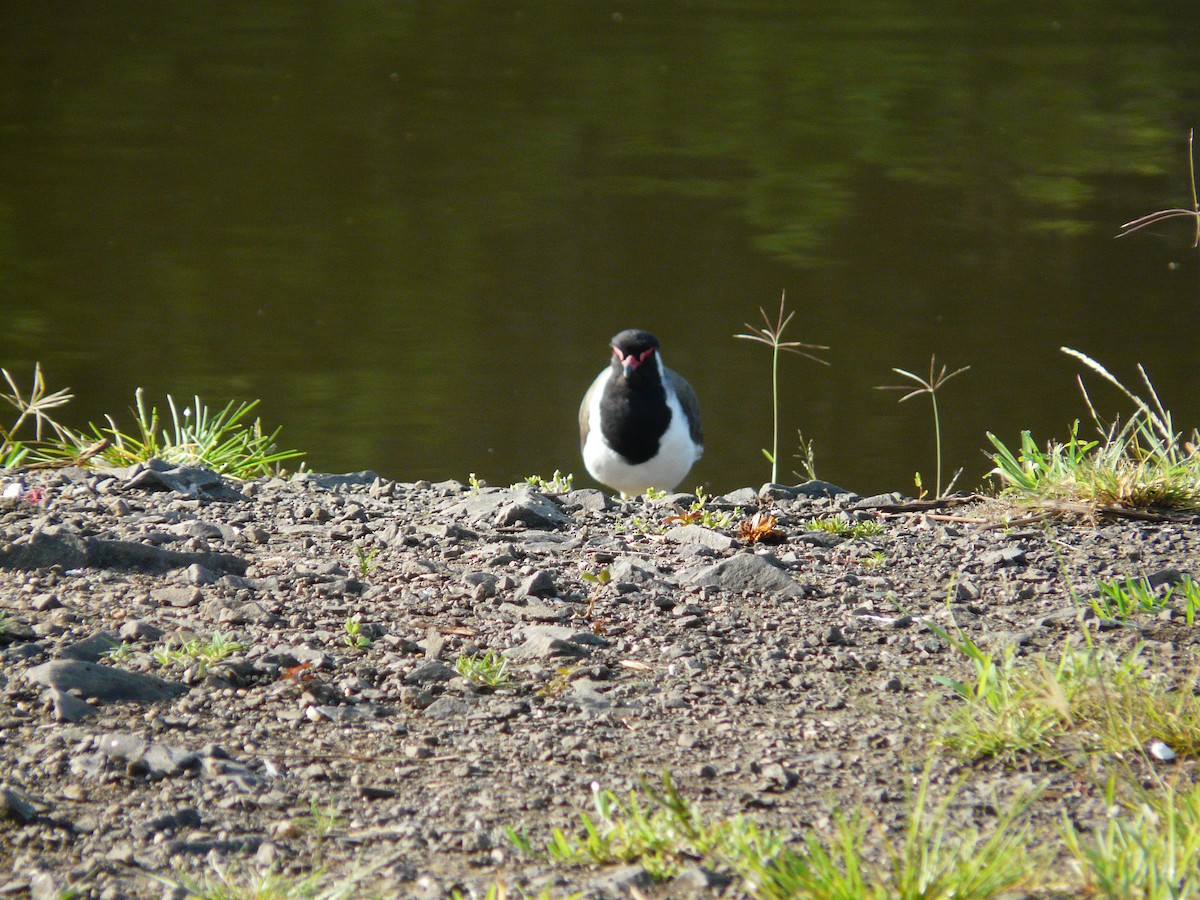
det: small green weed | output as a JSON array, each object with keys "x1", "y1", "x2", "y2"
[
  {"x1": 102, "y1": 639, "x2": 135, "y2": 663},
  {"x1": 878, "y1": 354, "x2": 970, "y2": 499},
  {"x1": 352, "y1": 544, "x2": 379, "y2": 577},
  {"x1": 455, "y1": 649, "x2": 512, "y2": 687},
  {"x1": 735, "y1": 291, "x2": 830, "y2": 484},
  {"x1": 581, "y1": 567, "x2": 612, "y2": 617},
  {"x1": 663, "y1": 488, "x2": 735, "y2": 530},
  {"x1": 806, "y1": 516, "x2": 884, "y2": 538},
  {"x1": 152, "y1": 632, "x2": 243, "y2": 677},
  {"x1": 536, "y1": 666, "x2": 576, "y2": 698},
  {"x1": 468, "y1": 472, "x2": 484, "y2": 494},
  {"x1": 518, "y1": 470, "x2": 573, "y2": 493},
  {"x1": 342, "y1": 620, "x2": 371, "y2": 653},
  {"x1": 1092, "y1": 576, "x2": 1170, "y2": 620}
]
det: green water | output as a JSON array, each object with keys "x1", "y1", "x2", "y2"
[{"x1": 2, "y1": 3, "x2": 1199, "y2": 494}]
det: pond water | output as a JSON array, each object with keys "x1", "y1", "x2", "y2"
[{"x1": 3, "y1": 3, "x2": 1200, "y2": 495}]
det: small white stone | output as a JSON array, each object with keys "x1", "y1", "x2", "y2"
[{"x1": 1148, "y1": 740, "x2": 1176, "y2": 761}]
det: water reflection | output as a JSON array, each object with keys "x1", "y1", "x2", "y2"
[{"x1": 1, "y1": 2, "x2": 1198, "y2": 494}]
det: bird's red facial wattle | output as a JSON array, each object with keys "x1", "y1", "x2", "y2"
[{"x1": 613, "y1": 345, "x2": 656, "y2": 378}]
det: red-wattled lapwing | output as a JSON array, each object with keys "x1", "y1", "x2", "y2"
[{"x1": 579, "y1": 329, "x2": 703, "y2": 497}]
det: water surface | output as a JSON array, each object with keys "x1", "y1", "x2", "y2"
[{"x1": 2, "y1": 3, "x2": 1199, "y2": 495}]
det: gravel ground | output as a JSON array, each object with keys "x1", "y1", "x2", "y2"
[{"x1": 0, "y1": 461, "x2": 1197, "y2": 899}]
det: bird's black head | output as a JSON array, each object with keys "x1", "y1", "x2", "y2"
[{"x1": 609, "y1": 329, "x2": 660, "y2": 381}]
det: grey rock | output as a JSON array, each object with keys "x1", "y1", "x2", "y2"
[
  {"x1": 608, "y1": 556, "x2": 661, "y2": 584},
  {"x1": 516, "y1": 569, "x2": 558, "y2": 599},
  {"x1": 97, "y1": 732, "x2": 148, "y2": 763},
  {"x1": 589, "y1": 864, "x2": 653, "y2": 897},
  {"x1": 152, "y1": 586, "x2": 204, "y2": 608},
  {"x1": 124, "y1": 460, "x2": 247, "y2": 501},
  {"x1": 404, "y1": 661, "x2": 457, "y2": 685},
  {"x1": 27, "y1": 660, "x2": 187, "y2": 704},
  {"x1": 0, "y1": 784, "x2": 37, "y2": 822},
  {"x1": 50, "y1": 688, "x2": 97, "y2": 723},
  {"x1": 140, "y1": 744, "x2": 198, "y2": 779},
  {"x1": 717, "y1": 487, "x2": 759, "y2": 505},
  {"x1": 664, "y1": 523, "x2": 737, "y2": 552},
  {"x1": 691, "y1": 552, "x2": 804, "y2": 598},
  {"x1": 0, "y1": 528, "x2": 249, "y2": 574},
  {"x1": 495, "y1": 492, "x2": 571, "y2": 529},
  {"x1": 59, "y1": 631, "x2": 124, "y2": 662},
  {"x1": 507, "y1": 625, "x2": 607, "y2": 661},
  {"x1": 461, "y1": 571, "x2": 499, "y2": 597},
  {"x1": 423, "y1": 697, "x2": 470, "y2": 719},
  {"x1": 562, "y1": 489, "x2": 614, "y2": 511},
  {"x1": 795, "y1": 479, "x2": 857, "y2": 499},
  {"x1": 852, "y1": 491, "x2": 903, "y2": 508},
  {"x1": 982, "y1": 546, "x2": 1027, "y2": 567},
  {"x1": 498, "y1": 602, "x2": 572, "y2": 622},
  {"x1": 293, "y1": 471, "x2": 382, "y2": 489}
]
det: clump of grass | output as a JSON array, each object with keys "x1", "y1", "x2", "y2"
[
  {"x1": 735, "y1": 291, "x2": 829, "y2": 484},
  {"x1": 877, "y1": 355, "x2": 970, "y2": 499},
  {"x1": 806, "y1": 515, "x2": 885, "y2": 538},
  {"x1": 58, "y1": 389, "x2": 304, "y2": 478},
  {"x1": 1091, "y1": 575, "x2": 1172, "y2": 620},
  {"x1": 152, "y1": 631, "x2": 243, "y2": 677},
  {"x1": 0, "y1": 367, "x2": 303, "y2": 477},
  {"x1": 147, "y1": 859, "x2": 367, "y2": 900},
  {"x1": 931, "y1": 614, "x2": 1200, "y2": 763},
  {"x1": 509, "y1": 771, "x2": 1045, "y2": 899},
  {"x1": 1063, "y1": 779, "x2": 1200, "y2": 899},
  {"x1": 989, "y1": 348, "x2": 1200, "y2": 511},
  {"x1": 455, "y1": 649, "x2": 512, "y2": 687}
]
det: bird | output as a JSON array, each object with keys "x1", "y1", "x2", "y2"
[{"x1": 579, "y1": 329, "x2": 703, "y2": 497}]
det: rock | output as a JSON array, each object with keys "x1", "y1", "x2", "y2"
[
  {"x1": 50, "y1": 688, "x2": 98, "y2": 723},
  {"x1": 423, "y1": 697, "x2": 470, "y2": 719},
  {"x1": 516, "y1": 569, "x2": 558, "y2": 599},
  {"x1": 691, "y1": 552, "x2": 804, "y2": 598},
  {"x1": 59, "y1": 631, "x2": 124, "y2": 662},
  {"x1": 124, "y1": 460, "x2": 247, "y2": 500},
  {"x1": 982, "y1": 546, "x2": 1026, "y2": 567},
  {"x1": 507, "y1": 625, "x2": 606, "y2": 661},
  {"x1": 794, "y1": 479, "x2": 857, "y2": 499},
  {"x1": 0, "y1": 784, "x2": 37, "y2": 822},
  {"x1": 403, "y1": 661, "x2": 457, "y2": 685},
  {"x1": 27, "y1": 660, "x2": 187, "y2": 705},
  {"x1": 663, "y1": 524, "x2": 737, "y2": 552}
]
